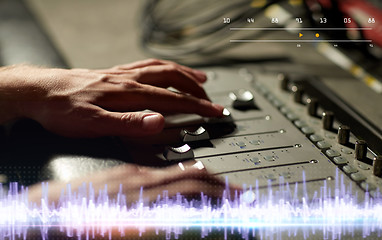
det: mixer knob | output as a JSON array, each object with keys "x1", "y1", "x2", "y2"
[
  {"x1": 229, "y1": 90, "x2": 255, "y2": 110},
  {"x1": 163, "y1": 144, "x2": 194, "y2": 161},
  {"x1": 292, "y1": 86, "x2": 304, "y2": 104},
  {"x1": 337, "y1": 125, "x2": 350, "y2": 145},
  {"x1": 278, "y1": 73, "x2": 290, "y2": 91},
  {"x1": 322, "y1": 111, "x2": 334, "y2": 130},
  {"x1": 180, "y1": 126, "x2": 210, "y2": 143},
  {"x1": 373, "y1": 155, "x2": 382, "y2": 177},
  {"x1": 354, "y1": 140, "x2": 367, "y2": 160},
  {"x1": 307, "y1": 98, "x2": 318, "y2": 117}
]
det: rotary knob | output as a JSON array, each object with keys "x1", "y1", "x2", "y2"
[
  {"x1": 322, "y1": 111, "x2": 334, "y2": 130},
  {"x1": 292, "y1": 86, "x2": 304, "y2": 104},
  {"x1": 278, "y1": 73, "x2": 290, "y2": 91},
  {"x1": 180, "y1": 126, "x2": 210, "y2": 143},
  {"x1": 163, "y1": 144, "x2": 194, "y2": 161},
  {"x1": 337, "y1": 125, "x2": 350, "y2": 145},
  {"x1": 307, "y1": 98, "x2": 318, "y2": 117},
  {"x1": 354, "y1": 140, "x2": 367, "y2": 160},
  {"x1": 373, "y1": 155, "x2": 382, "y2": 177},
  {"x1": 229, "y1": 90, "x2": 255, "y2": 110}
]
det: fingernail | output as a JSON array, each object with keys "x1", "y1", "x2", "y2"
[{"x1": 142, "y1": 114, "x2": 162, "y2": 131}]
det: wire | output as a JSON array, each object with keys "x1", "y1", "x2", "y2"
[{"x1": 140, "y1": 0, "x2": 284, "y2": 62}]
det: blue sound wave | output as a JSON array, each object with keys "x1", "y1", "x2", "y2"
[{"x1": 0, "y1": 171, "x2": 381, "y2": 240}]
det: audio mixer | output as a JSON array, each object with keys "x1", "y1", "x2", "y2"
[{"x1": 123, "y1": 66, "x2": 382, "y2": 202}]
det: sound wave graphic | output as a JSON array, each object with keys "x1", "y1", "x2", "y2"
[{"x1": 0, "y1": 171, "x2": 381, "y2": 240}]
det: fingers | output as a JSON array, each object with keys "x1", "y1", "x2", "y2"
[
  {"x1": 95, "y1": 81, "x2": 224, "y2": 117},
  {"x1": 134, "y1": 64, "x2": 209, "y2": 100},
  {"x1": 134, "y1": 161, "x2": 242, "y2": 191},
  {"x1": 112, "y1": 59, "x2": 207, "y2": 84},
  {"x1": 123, "y1": 162, "x2": 242, "y2": 203},
  {"x1": 89, "y1": 109, "x2": 165, "y2": 137},
  {"x1": 132, "y1": 179, "x2": 231, "y2": 203}
]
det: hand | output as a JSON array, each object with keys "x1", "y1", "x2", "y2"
[
  {"x1": 0, "y1": 59, "x2": 224, "y2": 137},
  {"x1": 27, "y1": 161, "x2": 241, "y2": 205}
]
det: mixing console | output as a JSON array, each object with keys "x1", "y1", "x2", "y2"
[{"x1": 124, "y1": 66, "x2": 382, "y2": 202}]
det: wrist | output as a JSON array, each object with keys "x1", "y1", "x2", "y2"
[{"x1": 0, "y1": 65, "x2": 33, "y2": 123}]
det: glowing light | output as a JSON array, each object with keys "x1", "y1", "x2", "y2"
[{"x1": 0, "y1": 172, "x2": 381, "y2": 240}]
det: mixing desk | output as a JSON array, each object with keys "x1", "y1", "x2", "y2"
[{"x1": 124, "y1": 66, "x2": 382, "y2": 202}]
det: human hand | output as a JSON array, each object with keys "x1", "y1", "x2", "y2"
[
  {"x1": 27, "y1": 161, "x2": 241, "y2": 205},
  {"x1": 0, "y1": 59, "x2": 224, "y2": 137}
]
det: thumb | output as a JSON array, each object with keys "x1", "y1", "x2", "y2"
[{"x1": 96, "y1": 110, "x2": 165, "y2": 137}]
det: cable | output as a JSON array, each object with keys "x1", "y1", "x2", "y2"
[{"x1": 140, "y1": 0, "x2": 284, "y2": 62}]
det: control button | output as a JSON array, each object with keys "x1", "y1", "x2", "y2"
[
  {"x1": 180, "y1": 126, "x2": 210, "y2": 143},
  {"x1": 266, "y1": 94, "x2": 275, "y2": 102},
  {"x1": 309, "y1": 134, "x2": 324, "y2": 142},
  {"x1": 301, "y1": 127, "x2": 315, "y2": 135},
  {"x1": 342, "y1": 165, "x2": 358, "y2": 174},
  {"x1": 264, "y1": 173, "x2": 276, "y2": 181},
  {"x1": 278, "y1": 73, "x2": 290, "y2": 91},
  {"x1": 341, "y1": 148, "x2": 352, "y2": 155},
  {"x1": 286, "y1": 113, "x2": 298, "y2": 121},
  {"x1": 249, "y1": 140, "x2": 261, "y2": 145},
  {"x1": 307, "y1": 98, "x2": 318, "y2": 117},
  {"x1": 280, "y1": 172, "x2": 291, "y2": 179},
  {"x1": 350, "y1": 172, "x2": 367, "y2": 182},
  {"x1": 337, "y1": 125, "x2": 350, "y2": 145},
  {"x1": 238, "y1": 68, "x2": 254, "y2": 82},
  {"x1": 272, "y1": 99, "x2": 283, "y2": 108},
  {"x1": 373, "y1": 155, "x2": 382, "y2": 177},
  {"x1": 263, "y1": 156, "x2": 275, "y2": 161},
  {"x1": 294, "y1": 120, "x2": 307, "y2": 128},
  {"x1": 325, "y1": 133, "x2": 336, "y2": 139},
  {"x1": 229, "y1": 90, "x2": 255, "y2": 110},
  {"x1": 206, "y1": 71, "x2": 216, "y2": 81},
  {"x1": 163, "y1": 144, "x2": 194, "y2": 161},
  {"x1": 360, "y1": 182, "x2": 377, "y2": 192},
  {"x1": 358, "y1": 163, "x2": 370, "y2": 170},
  {"x1": 333, "y1": 156, "x2": 348, "y2": 165},
  {"x1": 325, "y1": 149, "x2": 341, "y2": 158},
  {"x1": 322, "y1": 111, "x2": 334, "y2": 130},
  {"x1": 249, "y1": 157, "x2": 261, "y2": 164},
  {"x1": 280, "y1": 107, "x2": 290, "y2": 114},
  {"x1": 292, "y1": 85, "x2": 304, "y2": 104},
  {"x1": 257, "y1": 86, "x2": 268, "y2": 95},
  {"x1": 370, "y1": 191, "x2": 380, "y2": 198},
  {"x1": 317, "y1": 140, "x2": 332, "y2": 149},
  {"x1": 236, "y1": 141, "x2": 246, "y2": 148},
  {"x1": 355, "y1": 140, "x2": 367, "y2": 160}
]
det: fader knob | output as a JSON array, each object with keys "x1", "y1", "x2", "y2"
[
  {"x1": 278, "y1": 73, "x2": 289, "y2": 91},
  {"x1": 373, "y1": 155, "x2": 382, "y2": 177},
  {"x1": 337, "y1": 125, "x2": 350, "y2": 145},
  {"x1": 163, "y1": 144, "x2": 194, "y2": 161},
  {"x1": 322, "y1": 111, "x2": 334, "y2": 130},
  {"x1": 229, "y1": 90, "x2": 255, "y2": 110},
  {"x1": 207, "y1": 108, "x2": 233, "y2": 123},
  {"x1": 180, "y1": 126, "x2": 210, "y2": 143},
  {"x1": 354, "y1": 140, "x2": 367, "y2": 160},
  {"x1": 307, "y1": 98, "x2": 318, "y2": 117},
  {"x1": 292, "y1": 86, "x2": 304, "y2": 104}
]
